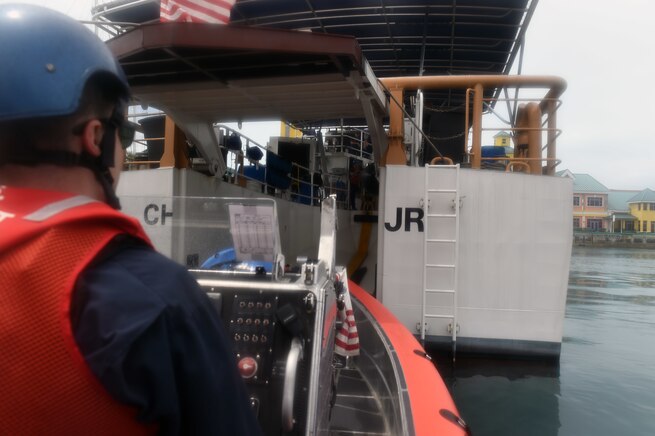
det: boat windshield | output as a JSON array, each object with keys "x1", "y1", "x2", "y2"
[{"x1": 120, "y1": 196, "x2": 281, "y2": 275}]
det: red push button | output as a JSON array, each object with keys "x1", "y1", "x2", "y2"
[{"x1": 238, "y1": 356, "x2": 258, "y2": 379}]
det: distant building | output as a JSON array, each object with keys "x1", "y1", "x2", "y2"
[
  {"x1": 493, "y1": 131, "x2": 511, "y2": 147},
  {"x1": 607, "y1": 190, "x2": 639, "y2": 232},
  {"x1": 559, "y1": 171, "x2": 609, "y2": 231},
  {"x1": 493, "y1": 131, "x2": 514, "y2": 158},
  {"x1": 627, "y1": 188, "x2": 655, "y2": 233},
  {"x1": 481, "y1": 131, "x2": 514, "y2": 169},
  {"x1": 558, "y1": 170, "x2": 653, "y2": 233}
]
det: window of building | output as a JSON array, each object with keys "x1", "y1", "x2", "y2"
[
  {"x1": 573, "y1": 196, "x2": 580, "y2": 206},
  {"x1": 587, "y1": 197, "x2": 603, "y2": 207},
  {"x1": 643, "y1": 221, "x2": 647, "y2": 233},
  {"x1": 625, "y1": 221, "x2": 634, "y2": 232},
  {"x1": 587, "y1": 219, "x2": 603, "y2": 231},
  {"x1": 638, "y1": 203, "x2": 642, "y2": 211},
  {"x1": 650, "y1": 203, "x2": 655, "y2": 211},
  {"x1": 573, "y1": 218, "x2": 580, "y2": 228},
  {"x1": 651, "y1": 221, "x2": 655, "y2": 233}
]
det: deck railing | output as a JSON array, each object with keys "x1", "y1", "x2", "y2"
[
  {"x1": 379, "y1": 75, "x2": 566, "y2": 176},
  {"x1": 123, "y1": 120, "x2": 363, "y2": 210}
]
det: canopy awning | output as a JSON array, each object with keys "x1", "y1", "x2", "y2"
[
  {"x1": 610, "y1": 213, "x2": 636, "y2": 221},
  {"x1": 95, "y1": 0, "x2": 537, "y2": 110},
  {"x1": 106, "y1": 22, "x2": 386, "y2": 124}
]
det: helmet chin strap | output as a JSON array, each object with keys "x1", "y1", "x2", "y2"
[
  {"x1": 95, "y1": 121, "x2": 121, "y2": 210},
  {"x1": 95, "y1": 168, "x2": 121, "y2": 210},
  {"x1": 0, "y1": 119, "x2": 122, "y2": 209}
]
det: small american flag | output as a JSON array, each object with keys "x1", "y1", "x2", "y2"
[
  {"x1": 334, "y1": 269, "x2": 360, "y2": 357},
  {"x1": 160, "y1": 0, "x2": 236, "y2": 24}
]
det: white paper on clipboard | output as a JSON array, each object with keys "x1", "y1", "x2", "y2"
[{"x1": 228, "y1": 204, "x2": 278, "y2": 262}]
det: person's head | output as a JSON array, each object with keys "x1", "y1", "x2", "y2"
[{"x1": 0, "y1": 3, "x2": 135, "y2": 208}]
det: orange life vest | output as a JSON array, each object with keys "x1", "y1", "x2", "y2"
[{"x1": 0, "y1": 187, "x2": 156, "y2": 435}]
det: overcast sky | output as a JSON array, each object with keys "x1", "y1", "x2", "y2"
[
  {"x1": 3, "y1": 0, "x2": 652, "y2": 190},
  {"x1": 520, "y1": 0, "x2": 654, "y2": 190}
]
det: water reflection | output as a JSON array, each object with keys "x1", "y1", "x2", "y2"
[
  {"x1": 433, "y1": 355, "x2": 561, "y2": 436},
  {"x1": 569, "y1": 247, "x2": 655, "y2": 290},
  {"x1": 567, "y1": 288, "x2": 655, "y2": 306},
  {"x1": 432, "y1": 247, "x2": 655, "y2": 436}
]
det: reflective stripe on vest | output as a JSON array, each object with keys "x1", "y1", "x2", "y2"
[{"x1": 23, "y1": 195, "x2": 97, "y2": 222}]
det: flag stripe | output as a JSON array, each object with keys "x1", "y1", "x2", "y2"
[
  {"x1": 161, "y1": 0, "x2": 235, "y2": 24},
  {"x1": 173, "y1": 0, "x2": 233, "y2": 21},
  {"x1": 162, "y1": 0, "x2": 234, "y2": 17},
  {"x1": 162, "y1": 3, "x2": 226, "y2": 24}
]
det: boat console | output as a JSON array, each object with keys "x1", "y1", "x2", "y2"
[
  {"x1": 193, "y1": 263, "x2": 337, "y2": 434},
  {"x1": 122, "y1": 195, "x2": 341, "y2": 435}
]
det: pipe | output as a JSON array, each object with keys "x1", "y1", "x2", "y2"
[
  {"x1": 514, "y1": 104, "x2": 529, "y2": 159},
  {"x1": 383, "y1": 87, "x2": 407, "y2": 165},
  {"x1": 546, "y1": 99, "x2": 558, "y2": 175},
  {"x1": 526, "y1": 102, "x2": 542, "y2": 175},
  {"x1": 379, "y1": 75, "x2": 567, "y2": 101},
  {"x1": 464, "y1": 88, "x2": 473, "y2": 162},
  {"x1": 472, "y1": 83, "x2": 483, "y2": 169},
  {"x1": 347, "y1": 221, "x2": 373, "y2": 274}
]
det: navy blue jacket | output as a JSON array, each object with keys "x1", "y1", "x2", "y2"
[{"x1": 71, "y1": 237, "x2": 262, "y2": 435}]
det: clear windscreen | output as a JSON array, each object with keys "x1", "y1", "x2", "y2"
[{"x1": 120, "y1": 196, "x2": 280, "y2": 272}]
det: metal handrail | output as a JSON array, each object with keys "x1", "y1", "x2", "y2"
[
  {"x1": 282, "y1": 338, "x2": 303, "y2": 432},
  {"x1": 380, "y1": 74, "x2": 566, "y2": 173}
]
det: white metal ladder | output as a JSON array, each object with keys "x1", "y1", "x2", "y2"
[{"x1": 421, "y1": 164, "x2": 460, "y2": 355}]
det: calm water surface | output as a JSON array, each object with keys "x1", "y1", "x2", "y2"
[{"x1": 436, "y1": 247, "x2": 655, "y2": 436}]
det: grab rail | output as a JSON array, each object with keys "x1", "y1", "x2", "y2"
[{"x1": 282, "y1": 338, "x2": 303, "y2": 432}]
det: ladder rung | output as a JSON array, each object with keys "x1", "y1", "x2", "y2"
[
  {"x1": 423, "y1": 166, "x2": 459, "y2": 348},
  {"x1": 427, "y1": 213, "x2": 456, "y2": 218}
]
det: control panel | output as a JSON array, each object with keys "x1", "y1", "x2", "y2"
[
  {"x1": 202, "y1": 281, "x2": 322, "y2": 435},
  {"x1": 229, "y1": 295, "x2": 278, "y2": 383}
]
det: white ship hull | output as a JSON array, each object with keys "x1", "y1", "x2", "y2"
[{"x1": 378, "y1": 166, "x2": 573, "y2": 357}]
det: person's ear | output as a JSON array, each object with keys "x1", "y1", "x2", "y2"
[{"x1": 80, "y1": 119, "x2": 105, "y2": 157}]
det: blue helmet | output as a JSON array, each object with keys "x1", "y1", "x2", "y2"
[{"x1": 0, "y1": 3, "x2": 129, "y2": 122}]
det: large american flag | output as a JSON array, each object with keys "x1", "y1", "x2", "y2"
[{"x1": 160, "y1": 0, "x2": 236, "y2": 24}]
